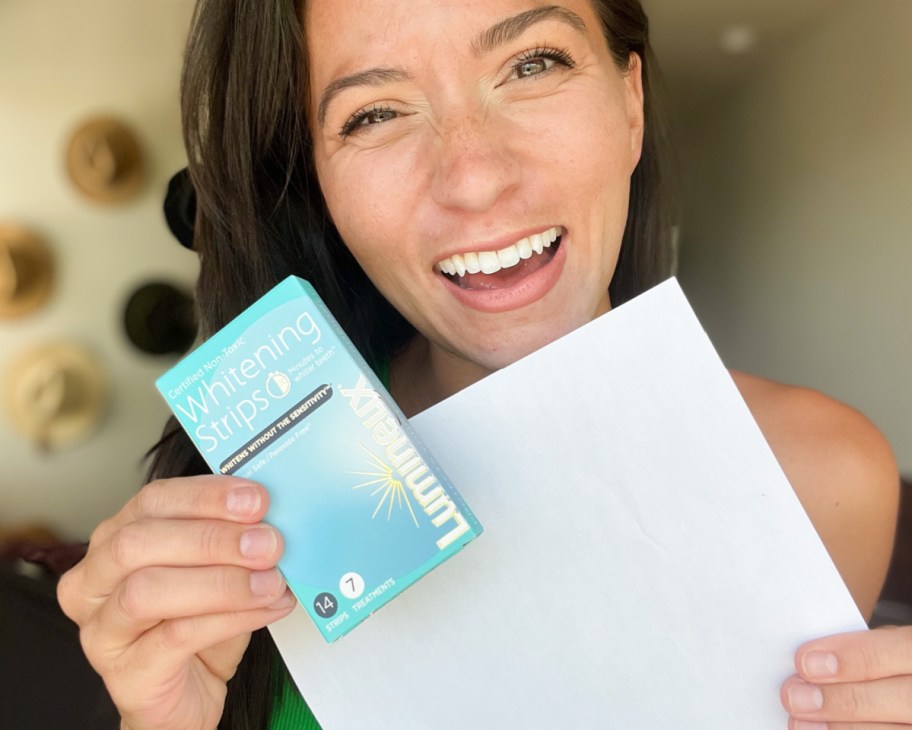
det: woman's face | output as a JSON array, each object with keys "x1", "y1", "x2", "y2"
[{"x1": 306, "y1": 0, "x2": 644, "y2": 373}]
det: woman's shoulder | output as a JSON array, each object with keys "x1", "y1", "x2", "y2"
[
  {"x1": 730, "y1": 370, "x2": 900, "y2": 617},
  {"x1": 729, "y1": 370, "x2": 897, "y2": 480}
]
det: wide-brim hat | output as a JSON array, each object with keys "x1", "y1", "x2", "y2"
[
  {"x1": 0, "y1": 224, "x2": 54, "y2": 319},
  {"x1": 65, "y1": 116, "x2": 144, "y2": 204},
  {"x1": 4, "y1": 343, "x2": 107, "y2": 451}
]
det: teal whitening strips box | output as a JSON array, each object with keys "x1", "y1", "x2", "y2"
[{"x1": 156, "y1": 276, "x2": 482, "y2": 642}]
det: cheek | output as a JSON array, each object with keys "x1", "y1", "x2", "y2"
[
  {"x1": 508, "y1": 82, "x2": 634, "y2": 192},
  {"x1": 318, "y1": 160, "x2": 440, "y2": 335},
  {"x1": 536, "y1": 89, "x2": 633, "y2": 285},
  {"x1": 318, "y1": 160, "x2": 414, "y2": 278},
  {"x1": 570, "y1": 101, "x2": 633, "y2": 188},
  {"x1": 534, "y1": 103, "x2": 634, "y2": 281}
]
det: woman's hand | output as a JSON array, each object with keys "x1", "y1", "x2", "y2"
[
  {"x1": 57, "y1": 476, "x2": 297, "y2": 730},
  {"x1": 781, "y1": 625, "x2": 912, "y2": 728}
]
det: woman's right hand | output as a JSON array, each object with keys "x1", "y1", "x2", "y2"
[{"x1": 57, "y1": 475, "x2": 297, "y2": 730}]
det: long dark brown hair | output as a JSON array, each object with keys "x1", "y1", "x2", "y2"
[{"x1": 148, "y1": 1, "x2": 674, "y2": 726}]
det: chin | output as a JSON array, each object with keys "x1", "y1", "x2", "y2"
[{"x1": 451, "y1": 313, "x2": 591, "y2": 373}]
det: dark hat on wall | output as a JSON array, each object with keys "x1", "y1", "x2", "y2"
[
  {"x1": 123, "y1": 281, "x2": 197, "y2": 356},
  {"x1": 0, "y1": 224, "x2": 54, "y2": 319},
  {"x1": 164, "y1": 168, "x2": 196, "y2": 250},
  {"x1": 65, "y1": 116, "x2": 145, "y2": 204}
]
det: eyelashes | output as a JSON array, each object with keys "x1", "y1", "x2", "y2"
[
  {"x1": 340, "y1": 104, "x2": 398, "y2": 138},
  {"x1": 509, "y1": 46, "x2": 575, "y2": 81},
  {"x1": 338, "y1": 45, "x2": 577, "y2": 138}
]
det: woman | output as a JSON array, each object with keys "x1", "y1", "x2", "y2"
[{"x1": 58, "y1": 0, "x2": 904, "y2": 728}]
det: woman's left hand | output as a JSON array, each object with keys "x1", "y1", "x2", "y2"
[{"x1": 781, "y1": 625, "x2": 912, "y2": 728}]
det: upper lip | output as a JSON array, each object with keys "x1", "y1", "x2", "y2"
[{"x1": 433, "y1": 226, "x2": 563, "y2": 264}]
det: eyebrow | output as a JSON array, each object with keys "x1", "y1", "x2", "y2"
[
  {"x1": 471, "y1": 5, "x2": 588, "y2": 57},
  {"x1": 317, "y1": 5, "x2": 588, "y2": 127},
  {"x1": 317, "y1": 67, "x2": 411, "y2": 127}
]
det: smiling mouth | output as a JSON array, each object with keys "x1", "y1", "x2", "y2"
[{"x1": 434, "y1": 226, "x2": 562, "y2": 290}]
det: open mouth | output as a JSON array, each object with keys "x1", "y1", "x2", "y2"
[{"x1": 434, "y1": 226, "x2": 563, "y2": 291}]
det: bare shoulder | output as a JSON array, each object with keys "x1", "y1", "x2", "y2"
[
  {"x1": 730, "y1": 370, "x2": 899, "y2": 618},
  {"x1": 730, "y1": 371, "x2": 898, "y2": 486}
]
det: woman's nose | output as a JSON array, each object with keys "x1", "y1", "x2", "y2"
[{"x1": 429, "y1": 114, "x2": 521, "y2": 213}]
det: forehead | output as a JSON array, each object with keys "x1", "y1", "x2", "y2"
[{"x1": 304, "y1": 0, "x2": 601, "y2": 77}]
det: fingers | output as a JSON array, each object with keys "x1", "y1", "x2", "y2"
[
  {"x1": 83, "y1": 565, "x2": 290, "y2": 657},
  {"x1": 138, "y1": 592, "x2": 297, "y2": 680},
  {"x1": 76, "y1": 520, "x2": 284, "y2": 615},
  {"x1": 795, "y1": 626, "x2": 912, "y2": 683},
  {"x1": 92, "y1": 476, "x2": 269, "y2": 546},
  {"x1": 782, "y1": 673, "x2": 912, "y2": 726},
  {"x1": 58, "y1": 475, "x2": 275, "y2": 625},
  {"x1": 782, "y1": 627, "x2": 912, "y2": 727}
]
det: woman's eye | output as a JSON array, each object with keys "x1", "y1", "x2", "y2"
[
  {"x1": 340, "y1": 107, "x2": 398, "y2": 138},
  {"x1": 508, "y1": 47, "x2": 575, "y2": 82},
  {"x1": 515, "y1": 57, "x2": 552, "y2": 78}
]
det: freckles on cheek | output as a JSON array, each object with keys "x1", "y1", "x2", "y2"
[
  {"x1": 327, "y1": 156, "x2": 410, "y2": 233},
  {"x1": 326, "y1": 198, "x2": 405, "y2": 289},
  {"x1": 319, "y1": 167, "x2": 367, "y2": 239},
  {"x1": 543, "y1": 90, "x2": 629, "y2": 173}
]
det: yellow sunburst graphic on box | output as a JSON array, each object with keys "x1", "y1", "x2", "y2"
[{"x1": 351, "y1": 445, "x2": 420, "y2": 527}]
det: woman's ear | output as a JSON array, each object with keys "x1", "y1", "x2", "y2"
[{"x1": 625, "y1": 52, "x2": 645, "y2": 173}]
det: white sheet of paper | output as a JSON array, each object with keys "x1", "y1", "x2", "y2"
[{"x1": 270, "y1": 278, "x2": 864, "y2": 728}]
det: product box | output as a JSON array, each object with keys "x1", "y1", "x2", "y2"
[{"x1": 156, "y1": 276, "x2": 483, "y2": 642}]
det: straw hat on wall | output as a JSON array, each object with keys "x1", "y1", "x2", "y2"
[
  {"x1": 65, "y1": 116, "x2": 145, "y2": 204},
  {"x1": 0, "y1": 224, "x2": 54, "y2": 319},
  {"x1": 4, "y1": 343, "x2": 107, "y2": 452}
]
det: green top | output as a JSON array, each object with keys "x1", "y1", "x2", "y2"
[
  {"x1": 270, "y1": 675, "x2": 321, "y2": 730},
  {"x1": 269, "y1": 357, "x2": 390, "y2": 729}
]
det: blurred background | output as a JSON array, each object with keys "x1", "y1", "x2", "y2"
[
  {"x1": 0, "y1": 0, "x2": 908, "y2": 725},
  {"x1": 0, "y1": 0, "x2": 198, "y2": 540},
  {"x1": 1, "y1": 0, "x2": 908, "y2": 542}
]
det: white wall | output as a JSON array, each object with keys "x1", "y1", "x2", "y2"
[
  {"x1": 0, "y1": 0, "x2": 198, "y2": 539},
  {"x1": 678, "y1": 0, "x2": 912, "y2": 474}
]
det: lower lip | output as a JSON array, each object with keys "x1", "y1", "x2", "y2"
[{"x1": 437, "y1": 236, "x2": 567, "y2": 314}]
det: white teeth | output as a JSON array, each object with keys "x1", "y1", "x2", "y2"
[
  {"x1": 478, "y1": 251, "x2": 500, "y2": 274},
  {"x1": 435, "y1": 226, "x2": 561, "y2": 278},
  {"x1": 497, "y1": 246, "x2": 520, "y2": 268},
  {"x1": 517, "y1": 237, "x2": 533, "y2": 259}
]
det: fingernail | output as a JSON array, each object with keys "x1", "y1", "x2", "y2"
[
  {"x1": 228, "y1": 487, "x2": 261, "y2": 516},
  {"x1": 240, "y1": 527, "x2": 277, "y2": 559},
  {"x1": 250, "y1": 569, "x2": 285, "y2": 597},
  {"x1": 787, "y1": 682, "x2": 824, "y2": 713},
  {"x1": 269, "y1": 590, "x2": 297, "y2": 610},
  {"x1": 802, "y1": 651, "x2": 838, "y2": 679},
  {"x1": 793, "y1": 722, "x2": 828, "y2": 730}
]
